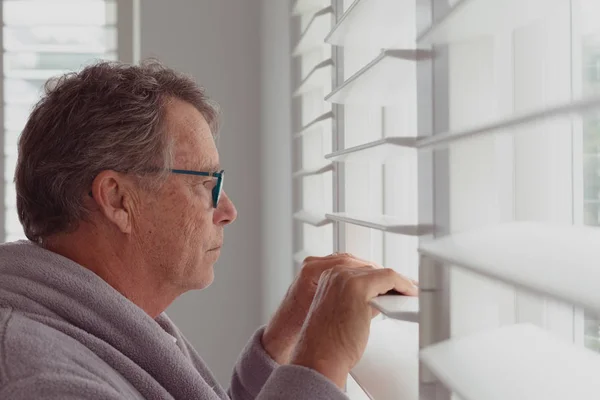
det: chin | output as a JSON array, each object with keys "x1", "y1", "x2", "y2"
[
  {"x1": 202, "y1": 269, "x2": 215, "y2": 288},
  {"x1": 189, "y1": 264, "x2": 215, "y2": 290},
  {"x1": 183, "y1": 250, "x2": 219, "y2": 290}
]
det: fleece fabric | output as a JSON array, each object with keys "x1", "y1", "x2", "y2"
[{"x1": 0, "y1": 241, "x2": 347, "y2": 399}]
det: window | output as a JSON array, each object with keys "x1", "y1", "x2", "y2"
[
  {"x1": 580, "y1": 0, "x2": 600, "y2": 353},
  {"x1": 1, "y1": 0, "x2": 136, "y2": 242},
  {"x1": 292, "y1": 0, "x2": 600, "y2": 398},
  {"x1": 293, "y1": 0, "x2": 420, "y2": 398}
]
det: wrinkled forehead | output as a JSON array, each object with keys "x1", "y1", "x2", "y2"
[{"x1": 165, "y1": 98, "x2": 220, "y2": 171}]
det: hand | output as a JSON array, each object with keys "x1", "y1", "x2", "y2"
[
  {"x1": 290, "y1": 266, "x2": 417, "y2": 389},
  {"x1": 262, "y1": 254, "x2": 394, "y2": 364}
]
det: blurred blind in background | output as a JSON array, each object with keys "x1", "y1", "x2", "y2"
[
  {"x1": 3, "y1": 0, "x2": 117, "y2": 241},
  {"x1": 581, "y1": 0, "x2": 600, "y2": 353}
]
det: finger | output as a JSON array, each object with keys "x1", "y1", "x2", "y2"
[
  {"x1": 360, "y1": 268, "x2": 419, "y2": 295},
  {"x1": 303, "y1": 253, "x2": 356, "y2": 264},
  {"x1": 308, "y1": 255, "x2": 418, "y2": 291},
  {"x1": 358, "y1": 268, "x2": 419, "y2": 299},
  {"x1": 371, "y1": 308, "x2": 381, "y2": 318},
  {"x1": 308, "y1": 252, "x2": 353, "y2": 260},
  {"x1": 308, "y1": 252, "x2": 376, "y2": 266},
  {"x1": 341, "y1": 254, "x2": 384, "y2": 269},
  {"x1": 335, "y1": 253, "x2": 385, "y2": 269},
  {"x1": 304, "y1": 255, "x2": 376, "y2": 271}
]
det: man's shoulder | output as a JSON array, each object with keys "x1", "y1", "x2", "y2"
[
  {"x1": 0, "y1": 307, "x2": 141, "y2": 398},
  {"x1": 1, "y1": 307, "x2": 102, "y2": 377}
]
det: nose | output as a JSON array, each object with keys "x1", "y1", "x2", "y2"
[{"x1": 214, "y1": 190, "x2": 237, "y2": 226}]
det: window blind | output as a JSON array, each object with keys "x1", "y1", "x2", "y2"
[
  {"x1": 291, "y1": 0, "x2": 600, "y2": 399},
  {"x1": 292, "y1": 0, "x2": 420, "y2": 398},
  {"x1": 1, "y1": 0, "x2": 135, "y2": 242},
  {"x1": 580, "y1": 0, "x2": 600, "y2": 356}
]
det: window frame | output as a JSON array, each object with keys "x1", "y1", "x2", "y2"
[
  {"x1": 0, "y1": 0, "x2": 139, "y2": 242},
  {"x1": 291, "y1": 0, "x2": 598, "y2": 397}
]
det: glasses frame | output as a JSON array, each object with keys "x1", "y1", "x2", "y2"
[{"x1": 171, "y1": 169, "x2": 224, "y2": 208}]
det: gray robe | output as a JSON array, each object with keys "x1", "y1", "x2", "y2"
[{"x1": 0, "y1": 241, "x2": 346, "y2": 399}]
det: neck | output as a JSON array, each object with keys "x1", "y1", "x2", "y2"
[{"x1": 44, "y1": 225, "x2": 179, "y2": 318}]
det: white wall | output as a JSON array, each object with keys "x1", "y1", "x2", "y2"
[
  {"x1": 139, "y1": 0, "x2": 263, "y2": 385},
  {"x1": 260, "y1": 1, "x2": 294, "y2": 321}
]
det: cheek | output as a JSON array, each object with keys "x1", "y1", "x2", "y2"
[
  {"x1": 151, "y1": 185, "x2": 215, "y2": 249},
  {"x1": 140, "y1": 199, "x2": 187, "y2": 247},
  {"x1": 180, "y1": 204, "x2": 214, "y2": 246}
]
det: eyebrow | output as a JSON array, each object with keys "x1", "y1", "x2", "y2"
[
  {"x1": 205, "y1": 164, "x2": 222, "y2": 172},
  {"x1": 172, "y1": 159, "x2": 220, "y2": 172},
  {"x1": 190, "y1": 164, "x2": 221, "y2": 173}
]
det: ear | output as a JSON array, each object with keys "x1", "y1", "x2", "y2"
[{"x1": 90, "y1": 170, "x2": 137, "y2": 234}]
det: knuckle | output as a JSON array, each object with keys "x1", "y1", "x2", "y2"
[
  {"x1": 382, "y1": 268, "x2": 396, "y2": 278},
  {"x1": 345, "y1": 276, "x2": 363, "y2": 293},
  {"x1": 299, "y1": 262, "x2": 320, "y2": 280},
  {"x1": 318, "y1": 267, "x2": 332, "y2": 280},
  {"x1": 330, "y1": 265, "x2": 348, "y2": 275},
  {"x1": 334, "y1": 252, "x2": 353, "y2": 260},
  {"x1": 300, "y1": 257, "x2": 332, "y2": 277},
  {"x1": 301, "y1": 257, "x2": 318, "y2": 271},
  {"x1": 327, "y1": 266, "x2": 343, "y2": 280},
  {"x1": 326, "y1": 266, "x2": 350, "y2": 284},
  {"x1": 318, "y1": 268, "x2": 337, "y2": 285},
  {"x1": 336, "y1": 253, "x2": 362, "y2": 268}
]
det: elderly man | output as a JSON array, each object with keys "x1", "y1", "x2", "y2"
[{"x1": 0, "y1": 61, "x2": 417, "y2": 399}]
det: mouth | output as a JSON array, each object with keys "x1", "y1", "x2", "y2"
[{"x1": 208, "y1": 246, "x2": 222, "y2": 252}]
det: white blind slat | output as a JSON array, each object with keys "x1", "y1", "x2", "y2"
[
  {"x1": 4, "y1": 52, "x2": 118, "y2": 79},
  {"x1": 293, "y1": 163, "x2": 333, "y2": 179},
  {"x1": 352, "y1": 319, "x2": 418, "y2": 400},
  {"x1": 293, "y1": 59, "x2": 333, "y2": 96},
  {"x1": 325, "y1": 137, "x2": 417, "y2": 162},
  {"x1": 417, "y1": 0, "x2": 562, "y2": 45},
  {"x1": 4, "y1": 44, "x2": 113, "y2": 54},
  {"x1": 370, "y1": 295, "x2": 419, "y2": 323},
  {"x1": 293, "y1": 210, "x2": 330, "y2": 227},
  {"x1": 327, "y1": 212, "x2": 430, "y2": 235},
  {"x1": 4, "y1": 26, "x2": 117, "y2": 53},
  {"x1": 419, "y1": 222, "x2": 600, "y2": 313},
  {"x1": 292, "y1": 7, "x2": 332, "y2": 56},
  {"x1": 325, "y1": 0, "x2": 416, "y2": 49},
  {"x1": 420, "y1": 324, "x2": 600, "y2": 400},
  {"x1": 4, "y1": 0, "x2": 117, "y2": 26},
  {"x1": 294, "y1": 111, "x2": 333, "y2": 138},
  {"x1": 4, "y1": 69, "x2": 68, "y2": 80},
  {"x1": 416, "y1": 96, "x2": 600, "y2": 150},
  {"x1": 325, "y1": 49, "x2": 431, "y2": 106},
  {"x1": 291, "y1": 0, "x2": 329, "y2": 16}
]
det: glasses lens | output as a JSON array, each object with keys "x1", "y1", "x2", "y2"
[{"x1": 213, "y1": 173, "x2": 223, "y2": 207}]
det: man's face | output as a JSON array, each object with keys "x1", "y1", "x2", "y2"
[{"x1": 134, "y1": 98, "x2": 237, "y2": 291}]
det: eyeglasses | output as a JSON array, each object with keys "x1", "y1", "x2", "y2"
[
  {"x1": 171, "y1": 169, "x2": 224, "y2": 208},
  {"x1": 88, "y1": 169, "x2": 225, "y2": 208}
]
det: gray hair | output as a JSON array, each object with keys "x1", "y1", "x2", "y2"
[{"x1": 15, "y1": 60, "x2": 220, "y2": 244}]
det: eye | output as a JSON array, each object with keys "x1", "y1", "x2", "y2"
[
  {"x1": 190, "y1": 179, "x2": 213, "y2": 194},
  {"x1": 203, "y1": 179, "x2": 216, "y2": 189}
]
